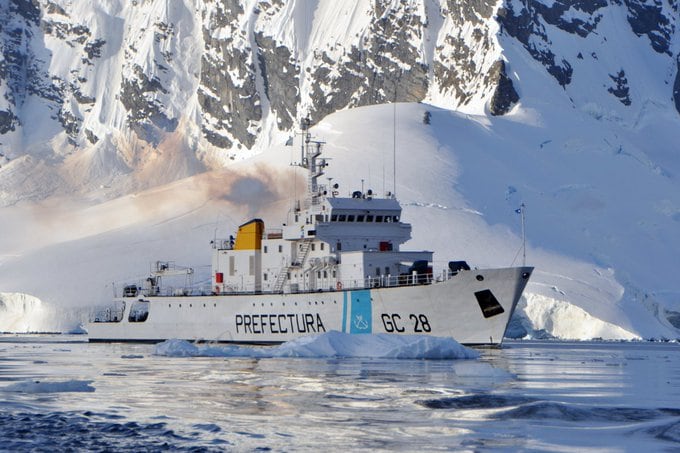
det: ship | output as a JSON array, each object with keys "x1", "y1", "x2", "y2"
[{"x1": 87, "y1": 122, "x2": 533, "y2": 346}]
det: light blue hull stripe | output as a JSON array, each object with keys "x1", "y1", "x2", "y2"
[
  {"x1": 349, "y1": 289, "x2": 372, "y2": 334},
  {"x1": 342, "y1": 291, "x2": 348, "y2": 333}
]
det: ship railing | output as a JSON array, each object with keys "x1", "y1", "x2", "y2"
[
  {"x1": 113, "y1": 269, "x2": 464, "y2": 298},
  {"x1": 361, "y1": 273, "x2": 435, "y2": 289},
  {"x1": 211, "y1": 238, "x2": 234, "y2": 250}
]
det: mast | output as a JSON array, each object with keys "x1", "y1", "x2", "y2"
[{"x1": 296, "y1": 117, "x2": 325, "y2": 207}]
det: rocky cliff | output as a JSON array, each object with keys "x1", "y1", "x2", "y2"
[{"x1": 0, "y1": 0, "x2": 678, "y2": 202}]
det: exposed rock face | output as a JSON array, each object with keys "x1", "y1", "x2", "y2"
[
  {"x1": 0, "y1": 0, "x2": 678, "y2": 162},
  {"x1": 624, "y1": 0, "x2": 674, "y2": 56},
  {"x1": 120, "y1": 64, "x2": 178, "y2": 146},
  {"x1": 255, "y1": 33, "x2": 299, "y2": 131},
  {"x1": 487, "y1": 60, "x2": 519, "y2": 115},
  {"x1": 434, "y1": 0, "x2": 499, "y2": 106},
  {"x1": 198, "y1": 1, "x2": 261, "y2": 150},
  {"x1": 608, "y1": 70, "x2": 632, "y2": 106}
]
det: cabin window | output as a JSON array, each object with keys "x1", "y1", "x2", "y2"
[
  {"x1": 317, "y1": 271, "x2": 321, "y2": 278},
  {"x1": 376, "y1": 215, "x2": 383, "y2": 222},
  {"x1": 128, "y1": 301, "x2": 149, "y2": 322},
  {"x1": 264, "y1": 246, "x2": 268, "y2": 253},
  {"x1": 278, "y1": 245, "x2": 283, "y2": 253},
  {"x1": 332, "y1": 270, "x2": 337, "y2": 278},
  {"x1": 375, "y1": 267, "x2": 381, "y2": 276},
  {"x1": 263, "y1": 273, "x2": 268, "y2": 281},
  {"x1": 331, "y1": 214, "x2": 338, "y2": 221},
  {"x1": 366, "y1": 215, "x2": 374, "y2": 222},
  {"x1": 323, "y1": 271, "x2": 328, "y2": 278},
  {"x1": 320, "y1": 243, "x2": 324, "y2": 251},
  {"x1": 336, "y1": 241, "x2": 342, "y2": 251},
  {"x1": 311, "y1": 243, "x2": 316, "y2": 251},
  {"x1": 357, "y1": 215, "x2": 365, "y2": 222},
  {"x1": 385, "y1": 267, "x2": 390, "y2": 275},
  {"x1": 229, "y1": 256, "x2": 235, "y2": 276},
  {"x1": 347, "y1": 215, "x2": 355, "y2": 222},
  {"x1": 315, "y1": 214, "x2": 324, "y2": 222},
  {"x1": 338, "y1": 215, "x2": 346, "y2": 222}
]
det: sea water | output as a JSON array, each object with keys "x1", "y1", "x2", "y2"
[{"x1": 1, "y1": 334, "x2": 679, "y2": 451}]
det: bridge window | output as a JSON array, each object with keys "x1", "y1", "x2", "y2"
[
  {"x1": 366, "y1": 215, "x2": 374, "y2": 222},
  {"x1": 376, "y1": 215, "x2": 383, "y2": 222},
  {"x1": 347, "y1": 215, "x2": 355, "y2": 222},
  {"x1": 357, "y1": 215, "x2": 365, "y2": 222},
  {"x1": 331, "y1": 214, "x2": 338, "y2": 221},
  {"x1": 338, "y1": 215, "x2": 346, "y2": 221}
]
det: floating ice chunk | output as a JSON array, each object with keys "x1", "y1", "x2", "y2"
[
  {"x1": 154, "y1": 339, "x2": 199, "y2": 357},
  {"x1": 3, "y1": 379, "x2": 95, "y2": 393},
  {"x1": 154, "y1": 331, "x2": 480, "y2": 360}
]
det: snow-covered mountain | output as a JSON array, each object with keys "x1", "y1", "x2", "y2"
[{"x1": 1, "y1": 0, "x2": 679, "y2": 340}]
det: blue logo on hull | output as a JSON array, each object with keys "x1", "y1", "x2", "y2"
[{"x1": 349, "y1": 290, "x2": 372, "y2": 334}]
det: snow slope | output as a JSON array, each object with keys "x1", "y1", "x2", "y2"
[{"x1": 1, "y1": 101, "x2": 679, "y2": 340}]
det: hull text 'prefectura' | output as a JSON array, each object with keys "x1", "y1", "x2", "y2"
[{"x1": 87, "y1": 121, "x2": 532, "y2": 346}]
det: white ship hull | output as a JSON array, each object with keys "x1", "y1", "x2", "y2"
[{"x1": 88, "y1": 267, "x2": 532, "y2": 346}]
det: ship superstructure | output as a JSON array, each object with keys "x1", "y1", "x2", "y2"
[{"x1": 211, "y1": 123, "x2": 431, "y2": 296}]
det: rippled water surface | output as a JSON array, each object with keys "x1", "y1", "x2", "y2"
[{"x1": 1, "y1": 336, "x2": 679, "y2": 451}]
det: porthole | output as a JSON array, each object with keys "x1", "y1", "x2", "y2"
[{"x1": 476, "y1": 275, "x2": 484, "y2": 282}]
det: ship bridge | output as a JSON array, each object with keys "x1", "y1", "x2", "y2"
[
  {"x1": 313, "y1": 196, "x2": 411, "y2": 252},
  {"x1": 282, "y1": 192, "x2": 411, "y2": 251}
]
